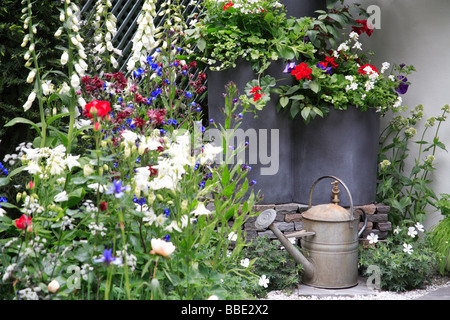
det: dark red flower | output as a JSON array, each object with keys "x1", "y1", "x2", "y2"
[
  {"x1": 99, "y1": 201, "x2": 108, "y2": 211},
  {"x1": 148, "y1": 165, "x2": 158, "y2": 177},
  {"x1": 352, "y1": 20, "x2": 374, "y2": 36}
]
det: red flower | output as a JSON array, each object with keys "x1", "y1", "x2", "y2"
[
  {"x1": 15, "y1": 214, "x2": 32, "y2": 231},
  {"x1": 352, "y1": 20, "x2": 374, "y2": 37},
  {"x1": 223, "y1": 1, "x2": 234, "y2": 10},
  {"x1": 99, "y1": 201, "x2": 108, "y2": 212},
  {"x1": 291, "y1": 63, "x2": 312, "y2": 80},
  {"x1": 358, "y1": 64, "x2": 379, "y2": 76},
  {"x1": 148, "y1": 165, "x2": 158, "y2": 177},
  {"x1": 84, "y1": 100, "x2": 111, "y2": 119},
  {"x1": 324, "y1": 56, "x2": 338, "y2": 68},
  {"x1": 250, "y1": 86, "x2": 265, "y2": 102}
]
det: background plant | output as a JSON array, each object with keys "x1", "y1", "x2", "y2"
[
  {"x1": 429, "y1": 194, "x2": 450, "y2": 275},
  {"x1": 274, "y1": 7, "x2": 414, "y2": 123},
  {"x1": 359, "y1": 222, "x2": 439, "y2": 292},
  {"x1": 239, "y1": 236, "x2": 303, "y2": 297},
  {"x1": 377, "y1": 104, "x2": 449, "y2": 225},
  {"x1": 186, "y1": 0, "x2": 316, "y2": 75}
]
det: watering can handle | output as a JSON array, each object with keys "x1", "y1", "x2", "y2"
[
  {"x1": 354, "y1": 207, "x2": 368, "y2": 237},
  {"x1": 308, "y1": 175, "x2": 354, "y2": 217}
]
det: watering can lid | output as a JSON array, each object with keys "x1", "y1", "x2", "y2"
[{"x1": 302, "y1": 203, "x2": 353, "y2": 222}]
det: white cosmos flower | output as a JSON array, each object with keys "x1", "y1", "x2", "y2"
[
  {"x1": 258, "y1": 275, "x2": 269, "y2": 288},
  {"x1": 407, "y1": 226, "x2": 418, "y2": 238},
  {"x1": 415, "y1": 222, "x2": 424, "y2": 232},
  {"x1": 403, "y1": 243, "x2": 413, "y2": 255},
  {"x1": 228, "y1": 232, "x2": 238, "y2": 241},
  {"x1": 367, "y1": 232, "x2": 379, "y2": 244},
  {"x1": 240, "y1": 258, "x2": 250, "y2": 268}
]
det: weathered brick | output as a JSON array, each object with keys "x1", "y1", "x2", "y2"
[
  {"x1": 359, "y1": 221, "x2": 373, "y2": 230},
  {"x1": 274, "y1": 222, "x2": 295, "y2": 232},
  {"x1": 354, "y1": 204, "x2": 377, "y2": 215},
  {"x1": 376, "y1": 221, "x2": 392, "y2": 232},
  {"x1": 253, "y1": 204, "x2": 276, "y2": 212},
  {"x1": 375, "y1": 203, "x2": 390, "y2": 214},
  {"x1": 275, "y1": 203, "x2": 301, "y2": 212},
  {"x1": 367, "y1": 213, "x2": 388, "y2": 223},
  {"x1": 285, "y1": 213, "x2": 302, "y2": 223}
]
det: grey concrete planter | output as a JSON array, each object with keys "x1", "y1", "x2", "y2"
[
  {"x1": 292, "y1": 106, "x2": 380, "y2": 206},
  {"x1": 206, "y1": 0, "x2": 382, "y2": 206}
]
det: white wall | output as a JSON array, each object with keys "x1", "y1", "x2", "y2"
[{"x1": 346, "y1": 0, "x2": 450, "y2": 229}]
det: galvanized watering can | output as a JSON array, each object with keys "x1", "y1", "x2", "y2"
[{"x1": 255, "y1": 176, "x2": 367, "y2": 289}]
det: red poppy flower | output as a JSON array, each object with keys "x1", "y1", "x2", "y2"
[
  {"x1": 85, "y1": 100, "x2": 111, "y2": 119},
  {"x1": 291, "y1": 63, "x2": 312, "y2": 81},
  {"x1": 15, "y1": 214, "x2": 32, "y2": 231},
  {"x1": 223, "y1": 2, "x2": 234, "y2": 11}
]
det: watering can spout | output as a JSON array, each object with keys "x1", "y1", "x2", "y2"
[{"x1": 255, "y1": 209, "x2": 316, "y2": 281}]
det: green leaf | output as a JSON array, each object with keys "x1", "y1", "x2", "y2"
[
  {"x1": 309, "y1": 80, "x2": 320, "y2": 93},
  {"x1": 5, "y1": 117, "x2": 41, "y2": 135},
  {"x1": 197, "y1": 38, "x2": 206, "y2": 51},
  {"x1": 0, "y1": 177, "x2": 9, "y2": 187},
  {"x1": 221, "y1": 165, "x2": 230, "y2": 186},
  {"x1": 64, "y1": 187, "x2": 86, "y2": 208},
  {"x1": 280, "y1": 96, "x2": 289, "y2": 108},
  {"x1": 301, "y1": 107, "x2": 311, "y2": 121}
]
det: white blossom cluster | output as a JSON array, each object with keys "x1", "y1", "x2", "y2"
[
  {"x1": 127, "y1": 0, "x2": 158, "y2": 72},
  {"x1": 21, "y1": 145, "x2": 81, "y2": 179},
  {"x1": 91, "y1": 0, "x2": 122, "y2": 70},
  {"x1": 58, "y1": 0, "x2": 88, "y2": 91},
  {"x1": 88, "y1": 221, "x2": 107, "y2": 236}
]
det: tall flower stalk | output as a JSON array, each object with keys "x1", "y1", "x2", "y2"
[{"x1": 22, "y1": 0, "x2": 46, "y2": 147}]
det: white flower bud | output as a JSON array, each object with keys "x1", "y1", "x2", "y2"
[
  {"x1": 26, "y1": 69, "x2": 36, "y2": 83},
  {"x1": 61, "y1": 51, "x2": 69, "y2": 65},
  {"x1": 48, "y1": 279, "x2": 60, "y2": 293}
]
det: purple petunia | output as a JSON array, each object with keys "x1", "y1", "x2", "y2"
[
  {"x1": 395, "y1": 75, "x2": 409, "y2": 94},
  {"x1": 316, "y1": 63, "x2": 332, "y2": 75},
  {"x1": 283, "y1": 61, "x2": 296, "y2": 73}
]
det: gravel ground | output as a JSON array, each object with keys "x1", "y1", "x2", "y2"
[{"x1": 263, "y1": 275, "x2": 450, "y2": 300}]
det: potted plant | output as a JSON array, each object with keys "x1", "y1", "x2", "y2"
[
  {"x1": 273, "y1": 13, "x2": 415, "y2": 205},
  {"x1": 186, "y1": 0, "x2": 326, "y2": 204}
]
